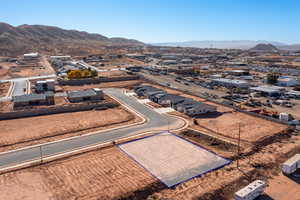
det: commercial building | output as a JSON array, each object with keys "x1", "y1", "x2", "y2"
[
  {"x1": 13, "y1": 92, "x2": 54, "y2": 109},
  {"x1": 211, "y1": 78, "x2": 250, "y2": 89},
  {"x1": 67, "y1": 88, "x2": 104, "y2": 103},
  {"x1": 250, "y1": 85, "x2": 284, "y2": 97}
]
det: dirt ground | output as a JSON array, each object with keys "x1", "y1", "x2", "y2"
[
  {"x1": 62, "y1": 80, "x2": 142, "y2": 91},
  {"x1": 1, "y1": 132, "x2": 299, "y2": 200},
  {"x1": 0, "y1": 58, "x2": 54, "y2": 80},
  {"x1": 100, "y1": 70, "x2": 129, "y2": 77},
  {"x1": 0, "y1": 106, "x2": 140, "y2": 152},
  {"x1": 0, "y1": 101, "x2": 12, "y2": 112},
  {"x1": 0, "y1": 147, "x2": 157, "y2": 200},
  {"x1": 0, "y1": 62, "x2": 13, "y2": 79},
  {"x1": 193, "y1": 111, "x2": 288, "y2": 143},
  {"x1": 0, "y1": 82, "x2": 10, "y2": 96},
  {"x1": 265, "y1": 172, "x2": 300, "y2": 200}
]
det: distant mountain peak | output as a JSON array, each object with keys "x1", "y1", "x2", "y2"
[{"x1": 249, "y1": 43, "x2": 278, "y2": 52}]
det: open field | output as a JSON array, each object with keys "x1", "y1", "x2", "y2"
[
  {"x1": 119, "y1": 132, "x2": 230, "y2": 187},
  {"x1": 62, "y1": 80, "x2": 142, "y2": 91},
  {"x1": 0, "y1": 106, "x2": 140, "y2": 152},
  {"x1": 0, "y1": 147, "x2": 157, "y2": 200}
]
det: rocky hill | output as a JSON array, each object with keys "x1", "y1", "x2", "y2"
[
  {"x1": 0, "y1": 22, "x2": 144, "y2": 56},
  {"x1": 249, "y1": 43, "x2": 279, "y2": 52}
]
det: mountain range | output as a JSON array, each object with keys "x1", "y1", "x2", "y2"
[
  {"x1": 1, "y1": 22, "x2": 300, "y2": 56},
  {"x1": 0, "y1": 22, "x2": 144, "y2": 56},
  {"x1": 152, "y1": 40, "x2": 300, "y2": 51}
]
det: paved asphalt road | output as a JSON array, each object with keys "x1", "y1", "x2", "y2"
[
  {"x1": 12, "y1": 80, "x2": 27, "y2": 96},
  {"x1": 0, "y1": 88, "x2": 184, "y2": 169},
  {"x1": 0, "y1": 74, "x2": 56, "y2": 83}
]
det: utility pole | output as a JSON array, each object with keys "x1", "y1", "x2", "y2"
[
  {"x1": 236, "y1": 122, "x2": 251, "y2": 181},
  {"x1": 237, "y1": 122, "x2": 241, "y2": 169}
]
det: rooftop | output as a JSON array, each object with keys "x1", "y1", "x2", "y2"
[{"x1": 67, "y1": 89, "x2": 98, "y2": 98}]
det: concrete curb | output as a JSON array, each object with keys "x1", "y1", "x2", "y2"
[
  {"x1": 26, "y1": 80, "x2": 31, "y2": 94},
  {"x1": 6, "y1": 81, "x2": 15, "y2": 97}
]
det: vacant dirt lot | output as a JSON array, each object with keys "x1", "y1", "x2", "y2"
[
  {"x1": 0, "y1": 63, "x2": 11, "y2": 79},
  {"x1": 193, "y1": 111, "x2": 288, "y2": 143},
  {"x1": 62, "y1": 80, "x2": 142, "y2": 91},
  {"x1": 0, "y1": 147, "x2": 156, "y2": 200},
  {"x1": 0, "y1": 82, "x2": 10, "y2": 96},
  {"x1": 0, "y1": 58, "x2": 54, "y2": 79},
  {"x1": 100, "y1": 70, "x2": 129, "y2": 77},
  {"x1": 0, "y1": 107, "x2": 139, "y2": 152},
  {"x1": 0, "y1": 131, "x2": 299, "y2": 200}
]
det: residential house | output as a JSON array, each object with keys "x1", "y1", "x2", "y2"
[
  {"x1": 67, "y1": 88, "x2": 104, "y2": 103},
  {"x1": 155, "y1": 94, "x2": 186, "y2": 107},
  {"x1": 174, "y1": 99, "x2": 217, "y2": 116},
  {"x1": 35, "y1": 79, "x2": 55, "y2": 93},
  {"x1": 13, "y1": 92, "x2": 54, "y2": 109}
]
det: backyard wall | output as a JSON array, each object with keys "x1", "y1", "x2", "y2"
[
  {"x1": 58, "y1": 76, "x2": 139, "y2": 86},
  {"x1": 0, "y1": 102, "x2": 118, "y2": 120}
]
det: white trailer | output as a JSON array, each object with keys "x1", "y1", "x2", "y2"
[
  {"x1": 282, "y1": 154, "x2": 300, "y2": 175},
  {"x1": 234, "y1": 180, "x2": 266, "y2": 200}
]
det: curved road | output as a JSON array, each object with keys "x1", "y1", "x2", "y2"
[{"x1": 0, "y1": 88, "x2": 185, "y2": 169}]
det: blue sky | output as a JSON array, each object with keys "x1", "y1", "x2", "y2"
[{"x1": 0, "y1": 0, "x2": 299, "y2": 44}]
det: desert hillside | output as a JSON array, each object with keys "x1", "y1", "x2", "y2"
[{"x1": 0, "y1": 22, "x2": 144, "y2": 56}]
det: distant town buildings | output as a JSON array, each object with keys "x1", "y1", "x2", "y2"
[{"x1": 211, "y1": 78, "x2": 250, "y2": 89}]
